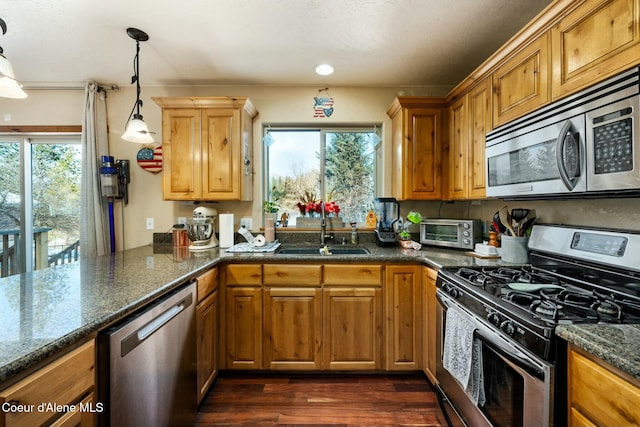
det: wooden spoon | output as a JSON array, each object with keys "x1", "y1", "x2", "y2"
[{"x1": 499, "y1": 206, "x2": 517, "y2": 236}]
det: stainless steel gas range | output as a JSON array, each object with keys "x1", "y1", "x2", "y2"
[{"x1": 435, "y1": 224, "x2": 640, "y2": 427}]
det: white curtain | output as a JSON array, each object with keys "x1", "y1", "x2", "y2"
[{"x1": 80, "y1": 82, "x2": 110, "y2": 258}]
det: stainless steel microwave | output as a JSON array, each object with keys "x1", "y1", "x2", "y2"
[
  {"x1": 420, "y1": 219, "x2": 482, "y2": 249},
  {"x1": 486, "y1": 66, "x2": 640, "y2": 198}
]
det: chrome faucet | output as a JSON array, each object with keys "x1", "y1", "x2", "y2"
[{"x1": 320, "y1": 201, "x2": 334, "y2": 245}]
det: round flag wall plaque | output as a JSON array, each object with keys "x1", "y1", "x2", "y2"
[{"x1": 136, "y1": 145, "x2": 163, "y2": 174}]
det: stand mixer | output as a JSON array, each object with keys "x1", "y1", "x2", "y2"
[{"x1": 186, "y1": 206, "x2": 218, "y2": 250}]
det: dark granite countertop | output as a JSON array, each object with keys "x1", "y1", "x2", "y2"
[
  {"x1": 556, "y1": 324, "x2": 640, "y2": 382},
  {"x1": 0, "y1": 241, "x2": 507, "y2": 385}
]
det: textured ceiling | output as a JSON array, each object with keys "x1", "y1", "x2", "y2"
[{"x1": 0, "y1": 0, "x2": 551, "y2": 89}]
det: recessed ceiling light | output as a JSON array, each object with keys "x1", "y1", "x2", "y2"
[{"x1": 315, "y1": 64, "x2": 334, "y2": 76}]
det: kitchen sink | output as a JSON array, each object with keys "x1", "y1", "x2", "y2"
[{"x1": 276, "y1": 246, "x2": 371, "y2": 255}]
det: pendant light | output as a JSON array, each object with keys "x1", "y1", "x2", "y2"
[
  {"x1": 122, "y1": 27, "x2": 154, "y2": 143},
  {"x1": 0, "y1": 17, "x2": 27, "y2": 99}
]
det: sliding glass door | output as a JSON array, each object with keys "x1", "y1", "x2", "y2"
[{"x1": 0, "y1": 135, "x2": 81, "y2": 277}]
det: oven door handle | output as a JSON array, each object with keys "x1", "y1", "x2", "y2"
[{"x1": 438, "y1": 290, "x2": 547, "y2": 379}]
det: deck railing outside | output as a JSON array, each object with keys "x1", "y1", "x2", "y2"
[{"x1": 0, "y1": 228, "x2": 80, "y2": 278}]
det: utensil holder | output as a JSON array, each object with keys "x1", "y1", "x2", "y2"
[{"x1": 500, "y1": 235, "x2": 529, "y2": 263}]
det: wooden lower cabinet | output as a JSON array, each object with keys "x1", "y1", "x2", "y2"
[
  {"x1": 263, "y1": 287, "x2": 323, "y2": 370},
  {"x1": 385, "y1": 264, "x2": 423, "y2": 371},
  {"x1": 196, "y1": 267, "x2": 219, "y2": 404},
  {"x1": 222, "y1": 262, "x2": 426, "y2": 373},
  {"x1": 224, "y1": 286, "x2": 262, "y2": 370},
  {"x1": 323, "y1": 264, "x2": 384, "y2": 371},
  {"x1": 422, "y1": 266, "x2": 438, "y2": 384},
  {"x1": 0, "y1": 340, "x2": 96, "y2": 427},
  {"x1": 223, "y1": 264, "x2": 262, "y2": 370},
  {"x1": 568, "y1": 343, "x2": 640, "y2": 426},
  {"x1": 50, "y1": 393, "x2": 96, "y2": 427},
  {"x1": 196, "y1": 290, "x2": 219, "y2": 403},
  {"x1": 323, "y1": 287, "x2": 383, "y2": 370}
]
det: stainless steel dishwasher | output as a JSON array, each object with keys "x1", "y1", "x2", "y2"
[{"x1": 98, "y1": 282, "x2": 196, "y2": 427}]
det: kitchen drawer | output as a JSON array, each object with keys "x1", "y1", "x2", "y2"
[
  {"x1": 225, "y1": 264, "x2": 262, "y2": 286},
  {"x1": 0, "y1": 340, "x2": 95, "y2": 427},
  {"x1": 323, "y1": 264, "x2": 382, "y2": 285},
  {"x1": 196, "y1": 266, "x2": 219, "y2": 302},
  {"x1": 49, "y1": 393, "x2": 95, "y2": 427},
  {"x1": 263, "y1": 264, "x2": 321, "y2": 286}
]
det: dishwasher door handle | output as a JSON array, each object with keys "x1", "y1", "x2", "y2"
[{"x1": 120, "y1": 292, "x2": 193, "y2": 357}]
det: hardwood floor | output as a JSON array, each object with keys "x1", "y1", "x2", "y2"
[{"x1": 196, "y1": 372, "x2": 447, "y2": 426}]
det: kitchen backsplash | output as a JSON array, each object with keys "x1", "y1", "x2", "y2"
[{"x1": 399, "y1": 197, "x2": 640, "y2": 236}]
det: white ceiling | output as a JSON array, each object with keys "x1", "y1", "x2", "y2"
[{"x1": 1, "y1": 0, "x2": 551, "y2": 90}]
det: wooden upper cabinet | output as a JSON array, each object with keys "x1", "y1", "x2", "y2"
[
  {"x1": 551, "y1": 0, "x2": 640, "y2": 100},
  {"x1": 447, "y1": 77, "x2": 491, "y2": 200},
  {"x1": 448, "y1": 96, "x2": 467, "y2": 200},
  {"x1": 467, "y1": 78, "x2": 492, "y2": 199},
  {"x1": 493, "y1": 32, "x2": 550, "y2": 127},
  {"x1": 160, "y1": 108, "x2": 201, "y2": 199},
  {"x1": 387, "y1": 97, "x2": 445, "y2": 201},
  {"x1": 153, "y1": 97, "x2": 258, "y2": 201}
]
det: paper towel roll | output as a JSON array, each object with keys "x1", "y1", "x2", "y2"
[
  {"x1": 253, "y1": 234, "x2": 266, "y2": 247},
  {"x1": 219, "y1": 214, "x2": 234, "y2": 247}
]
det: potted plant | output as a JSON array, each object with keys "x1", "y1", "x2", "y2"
[
  {"x1": 264, "y1": 185, "x2": 281, "y2": 223},
  {"x1": 398, "y1": 229, "x2": 413, "y2": 248},
  {"x1": 398, "y1": 210, "x2": 423, "y2": 248}
]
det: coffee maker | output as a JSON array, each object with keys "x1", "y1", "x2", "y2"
[{"x1": 374, "y1": 197, "x2": 400, "y2": 247}]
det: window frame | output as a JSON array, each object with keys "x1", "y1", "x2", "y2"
[{"x1": 262, "y1": 124, "x2": 382, "y2": 227}]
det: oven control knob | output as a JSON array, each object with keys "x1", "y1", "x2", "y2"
[
  {"x1": 448, "y1": 288, "x2": 462, "y2": 299},
  {"x1": 444, "y1": 284, "x2": 462, "y2": 299},
  {"x1": 487, "y1": 312, "x2": 502, "y2": 326},
  {"x1": 500, "y1": 320, "x2": 517, "y2": 336}
]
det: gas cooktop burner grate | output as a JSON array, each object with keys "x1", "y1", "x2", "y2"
[
  {"x1": 450, "y1": 264, "x2": 640, "y2": 325},
  {"x1": 454, "y1": 266, "x2": 562, "y2": 288}
]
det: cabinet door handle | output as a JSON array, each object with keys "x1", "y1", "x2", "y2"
[{"x1": 223, "y1": 137, "x2": 228, "y2": 145}]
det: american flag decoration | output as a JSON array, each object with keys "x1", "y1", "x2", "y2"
[
  {"x1": 136, "y1": 145, "x2": 163, "y2": 174},
  {"x1": 313, "y1": 88, "x2": 334, "y2": 118}
]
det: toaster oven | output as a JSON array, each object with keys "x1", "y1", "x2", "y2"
[{"x1": 419, "y1": 219, "x2": 482, "y2": 249}]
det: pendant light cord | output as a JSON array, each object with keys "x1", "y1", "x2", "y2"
[{"x1": 124, "y1": 39, "x2": 142, "y2": 126}]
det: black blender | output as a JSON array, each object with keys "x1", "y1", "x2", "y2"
[{"x1": 374, "y1": 197, "x2": 400, "y2": 247}]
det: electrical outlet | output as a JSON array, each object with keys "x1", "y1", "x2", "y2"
[
  {"x1": 146, "y1": 217, "x2": 154, "y2": 230},
  {"x1": 177, "y1": 217, "x2": 187, "y2": 225},
  {"x1": 240, "y1": 217, "x2": 253, "y2": 231}
]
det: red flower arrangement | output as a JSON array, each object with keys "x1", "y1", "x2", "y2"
[
  {"x1": 296, "y1": 201, "x2": 340, "y2": 216},
  {"x1": 296, "y1": 191, "x2": 340, "y2": 217}
]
